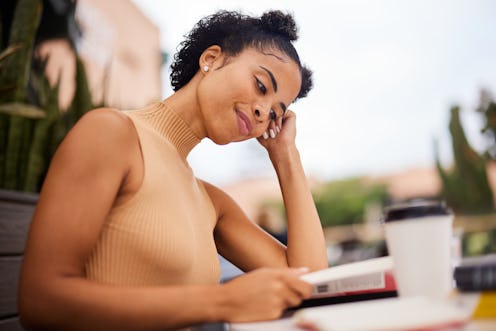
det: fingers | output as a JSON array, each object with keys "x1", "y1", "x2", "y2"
[
  {"x1": 270, "y1": 268, "x2": 314, "y2": 308},
  {"x1": 284, "y1": 109, "x2": 296, "y2": 118},
  {"x1": 276, "y1": 115, "x2": 283, "y2": 134},
  {"x1": 261, "y1": 110, "x2": 293, "y2": 140},
  {"x1": 221, "y1": 268, "x2": 313, "y2": 322},
  {"x1": 291, "y1": 266, "x2": 310, "y2": 276},
  {"x1": 262, "y1": 119, "x2": 278, "y2": 139},
  {"x1": 283, "y1": 268, "x2": 314, "y2": 301},
  {"x1": 251, "y1": 267, "x2": 313, "y2": 301}
]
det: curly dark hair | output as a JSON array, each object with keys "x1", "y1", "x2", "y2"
[{"x1": 170, "y1": 10, "x2": 313, "y2": 100}]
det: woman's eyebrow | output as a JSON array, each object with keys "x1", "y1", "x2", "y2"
[
  {"x1": 259, "y1": 66, "x2": 287, "y2": 113},
  {"x1": 259, "y1": 66, "x2": 278, "y2": 92}
]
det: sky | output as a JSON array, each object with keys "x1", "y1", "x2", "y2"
[{"x1": 131, "y1": 0, "x2": 496, "y2": 186}]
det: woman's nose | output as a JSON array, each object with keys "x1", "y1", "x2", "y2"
[{"x1": 253, "y1": 105, "x2": 273, "y2": 122}]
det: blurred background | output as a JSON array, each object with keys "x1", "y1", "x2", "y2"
[{"x1": 1, "y1": 0, "x2": 495, "y2": 275}]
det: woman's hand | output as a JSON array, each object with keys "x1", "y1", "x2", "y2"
[
  {"x1": 218, "y1": 268, "x2": 312, "y2": 322},
  {"x1": 257, "y1": 110, "x2": 297, "y2": 156}
]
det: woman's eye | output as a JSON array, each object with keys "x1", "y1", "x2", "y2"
[
  {"x1": 270, "y1": 109, "x2": 277, "y2": 120},
  {"x1": 256, "y1": 78, "x2": 267, "y2": 94}
]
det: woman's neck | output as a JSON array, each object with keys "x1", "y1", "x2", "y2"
[{"x1": 161, "y1": 75, "x2": 207, "y2": 140}]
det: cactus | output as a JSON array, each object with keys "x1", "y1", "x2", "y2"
[
  {"x1": 0, "y1": 0, "x2": 94, "y2": 192},
  {"x1": 2, "y1": 0, "x2": 41, "y2": 101},
  {"x1": 477, "y1": 89, "x2": 496, "y2": 159},
  {"x1": 48, "y1": 54, "x2": 93, "y2": 159},
  {"x1": 23, "y1": 58, "x2": 61, "y2": 192},
  {"x1": 1, "y1": 0, "x2": 42, "y2": 190},
  {"x1": 436, "y1": 106, "x2": 494, "y2": 214}
]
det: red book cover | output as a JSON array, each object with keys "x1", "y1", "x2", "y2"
[
  {"x1": 296, "y1": 256, "x2": 397, "y2": 308},
  {"x1": 302, "y1": 256, "x2": 396, "y2": 297}
]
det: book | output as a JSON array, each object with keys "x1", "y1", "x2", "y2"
[
  {"x1": 293, "y1": 296, "x2": 470, "y2": 331},
  {"x1": 296, "y1": 256, "x2": 397, "y2": 308},
  {"x1": 454, "y1": 254, "x2": 496, "y2": 292},
  {"x1": 454, "y1": 291, "x2": 496, "y2": 319},
  {"x1": 471, "y1": 292, "x2": 496, "y2": 318}
]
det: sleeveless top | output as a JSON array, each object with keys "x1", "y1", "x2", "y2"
[{"x1": 85, "y1": 102, "x2": 221, "y2": 286}]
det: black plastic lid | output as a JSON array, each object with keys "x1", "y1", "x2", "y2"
[{"x1": 382, "y1": 200, "x2": 452, "y2": 223}]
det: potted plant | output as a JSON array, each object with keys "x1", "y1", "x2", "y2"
[
  {"x1": 1, "y1": 0, "x2": 93, "y2": 193},
  {"x1": 1, "y1": 0, "x2": 94, "y2": 245}
]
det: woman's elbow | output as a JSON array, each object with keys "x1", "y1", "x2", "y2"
[
  {"x1": 18, "y1": 278, "x2": 54, "y2": 330},
  {"x1": 18, "y1": 288, "x2": 40, "y2": 330}
]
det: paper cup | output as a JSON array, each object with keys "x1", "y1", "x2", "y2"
[{"x1": 383, "y1": 200, "x2": 454, "y2": 300}]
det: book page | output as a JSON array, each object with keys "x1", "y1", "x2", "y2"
[
  {"x1": 293, "y1": 296, "x2": 470, "y2": 331},
  {"x1": 301, "y1": 256, "x2": 393, "y2": 285}
]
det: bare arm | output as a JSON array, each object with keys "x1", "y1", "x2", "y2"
[
  {"x1": 264, "y1": 110, "x2": 328, "y2": 270},
  {"x1": 19, "y1": 109, "x2": 312, "y2": 330},
  {"x1": 208, "y1": 181, "x2": 289, "y2": 271},
  {"x1": 210, "y1": 110, "x2": 327, "y2": 273}
]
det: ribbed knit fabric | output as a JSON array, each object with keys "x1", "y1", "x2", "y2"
[{"x1": 85, "y1": 102, "x2": 221, "y2": 287}]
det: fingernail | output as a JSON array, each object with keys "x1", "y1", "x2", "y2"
[
  {"x1": 276, "y1": 126, "x2": 281, "y2": 133},
  {"x1": 269, "y1": 129, "x2": 276, "y2": 138},
  {"x1": 263, "y1": 132, "x2": 269, "y2": 139}
]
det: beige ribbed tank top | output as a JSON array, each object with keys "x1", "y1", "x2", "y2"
[{"x1": 85, "y1": 102, "x2": 221, "y2": 286}]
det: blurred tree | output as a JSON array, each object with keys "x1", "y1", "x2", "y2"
[
  {"x1": 477, "y1": 89, "x2": 496, "y2": 160},
  {"x1": 312, "y1": 178, "x2": 389, "y2": 227},
  {"x1": 435, "y1": 106, "x2": 494, "y2": 214}
]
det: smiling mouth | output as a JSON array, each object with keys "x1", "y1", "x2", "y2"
[{"x1": 236, "y1": 110, "x2": 253, "y2": 136}]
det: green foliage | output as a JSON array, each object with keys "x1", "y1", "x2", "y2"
[
  {"x1": 435, "y1": 105, "x2": 495, "y2": 214},
  {"x1": 22, "y1": 58, "x2": 60, "y2": 191},
  {"x1": 0, "y1": 0, "x2": 94, "y2": 192},
  {"x1": 313, "y1": 178, "x2": 389, "y2": 227},
  {"x1": 1, "y1": 0, "x2": 42, "y2": 190},
  {"x1": 477, "y1": 89, "x2": 496, "y2": 159},
  {"x1": 2, "y1": 0, "x2": 41, "y2": 102},
  {"x1": 463, "y1": 229, "x2": 496, "y2": 256}
]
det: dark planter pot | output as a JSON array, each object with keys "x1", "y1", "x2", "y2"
[
  {"x1": 0, "y1": 189, "x2": 38, "y2": 255},
  {"x1": 0, "y1": 189, "x2": 38, "y2": 330}
]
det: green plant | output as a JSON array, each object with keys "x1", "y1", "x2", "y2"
[
  {"x1": 0, "y1": 0, "x2": 94, "y2": 192},
  {"x1": 435, "y1": 105, "x2": 494, "y2": 214},
  {"x1": 477, "y1": 89, "x2": 496, "y2": 160},
  {"x1": 312, "y1": 177, "x2": 389, "y2": 227},
  {"x1": 463, "y1": 229, "x2": 496, "y2": 256}
]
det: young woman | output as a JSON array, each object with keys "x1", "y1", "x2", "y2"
[{"x1": 19, "y1": 10, "x2": 327, "y2": 330}]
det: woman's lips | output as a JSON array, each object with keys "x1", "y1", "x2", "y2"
[{"x1": 236, "y1": 110, "x2": 253, "y2": 136}]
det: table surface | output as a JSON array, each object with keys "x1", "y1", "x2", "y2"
[
  {"x1": 228, "y1": 317, "x2": 496, "y2": 331},
  {"x1": 227, "y1": 293, "x2": 496, "y2": 331}
]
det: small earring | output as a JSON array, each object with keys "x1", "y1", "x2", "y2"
[{"x1": 203, "y1": 65, "x2": 209, "y2": 72}]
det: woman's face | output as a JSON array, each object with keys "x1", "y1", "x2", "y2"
[{"x1": 197, "y1": 47, "x2": 302, "y2": 145}]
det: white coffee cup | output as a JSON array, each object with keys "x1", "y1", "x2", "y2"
[{"x1": 383, "y1": 200, "x2": 454, "y2": 300}]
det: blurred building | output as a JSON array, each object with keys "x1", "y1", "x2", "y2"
[
  {"x1": 221, "y1": 162, "x2": 496, "y2": 229},
  {"x1": 38, "y1": 0, "x2": 162, "y2": 109}
]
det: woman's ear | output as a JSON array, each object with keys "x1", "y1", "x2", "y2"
[{"x1": 199, "y1": 45, "x2": 223, "y2": 73}]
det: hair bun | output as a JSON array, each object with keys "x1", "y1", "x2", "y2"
[{"x1": 260, "y1": 10, "x2": 298, "y2": 41}]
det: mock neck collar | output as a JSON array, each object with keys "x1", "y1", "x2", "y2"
[{"x1": 134, "y1": 102, "x2": 201, "y2": 159}]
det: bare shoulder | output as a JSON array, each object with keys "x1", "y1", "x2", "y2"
[
  {"x1": 69, "y1": 107, "x2": 136, "y2": 141},
  {"x1": 50, "y1": 107, "x2": 141, "y2": 182},
  {"x1": 58, "y1": 107, "x2": 141, "y2": 160}
]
